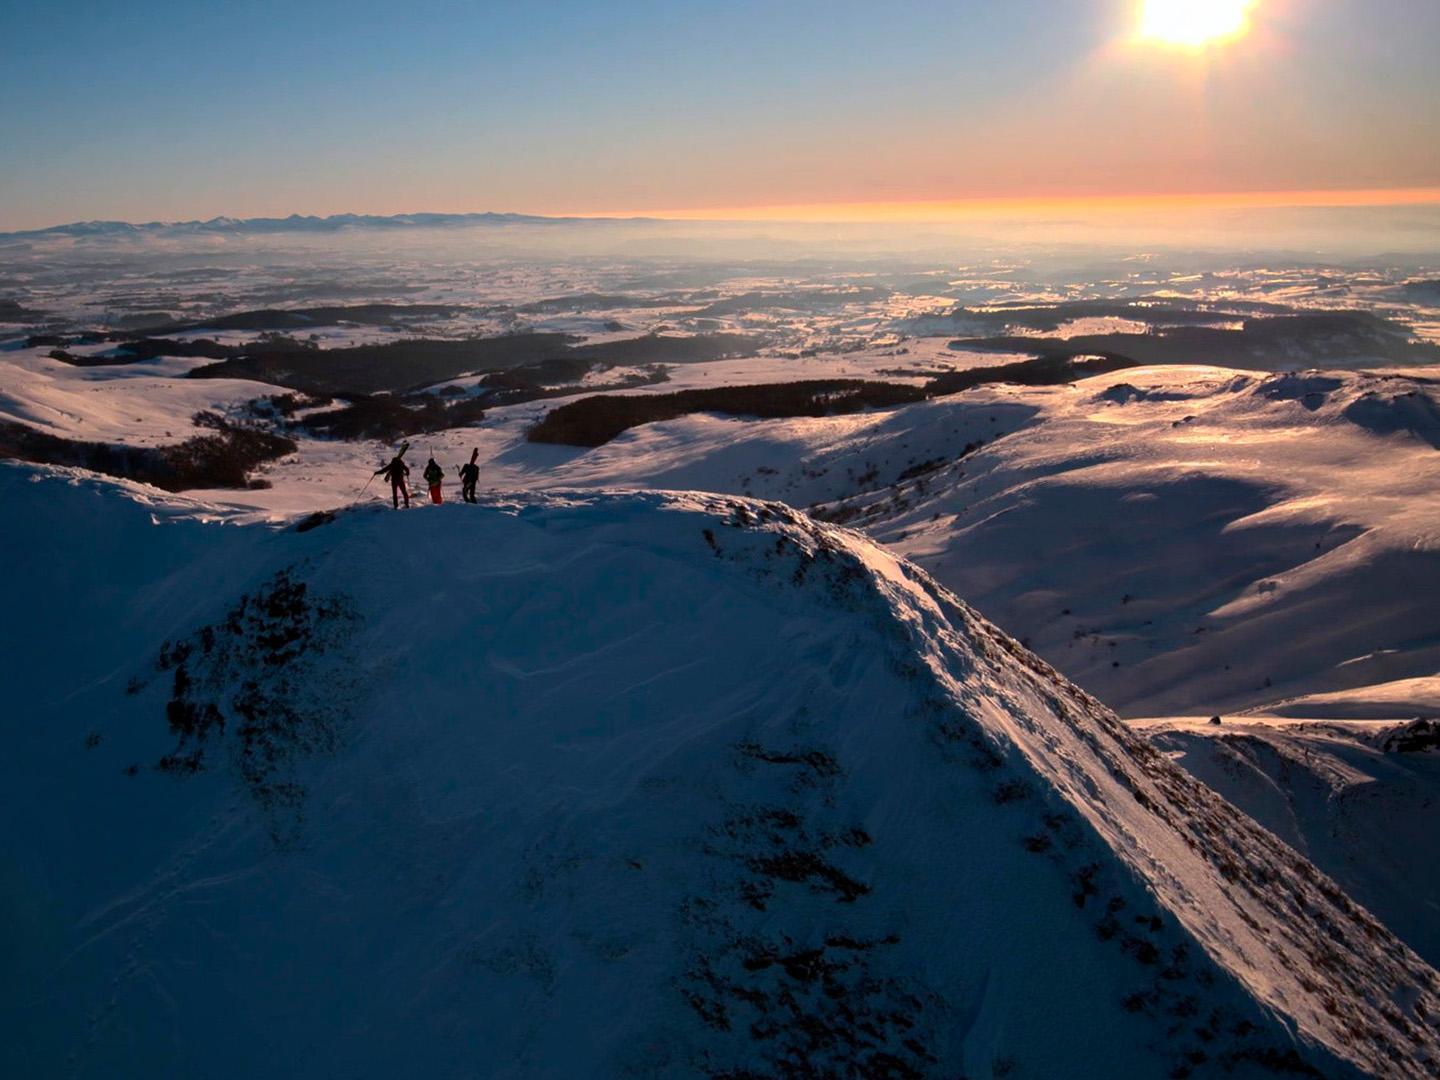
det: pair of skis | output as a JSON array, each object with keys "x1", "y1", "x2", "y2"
[
  {"x1": 358, "y1": 440, "x2": 412, "y2": 502},
  {"x1": 454, "y1": 447, "x2": 479, "y2": 478},
  {"x1": 362, "y1": 442, "x2": 473, "y2": 507}
]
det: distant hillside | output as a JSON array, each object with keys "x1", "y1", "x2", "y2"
[{"x1": 0, "y1": 210, "x2": 657, "y2": 242}]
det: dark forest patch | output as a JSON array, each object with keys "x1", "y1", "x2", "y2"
[
  {"x1": 515, "y1": 292, "x2": 684, "y2": 313},
  {"x1": 473, "y1": 356, "x2": 668, "y2": 397},
  {"x1": 138, "y1": 303, "x2": 474, "y2": 334},
  {"x1": 49, "y1": 337, "x2": 239, "y2": 366},
  {"x1": 266, "y1": 359, "x2": 669, "y2": 442},
  {"x1": 692, "y1": 287, "x2": 891, "y2": 317},
  {"x1": 0, "y1": 414, "x2": 295, "y2": 490},
  {"x1": 187, "y1": 331, "x2": 760, "y2": 396},
  {"x1": 290, "y1": 393, "x2": 488, "y2": 441},
  {"x1": 188, "y1": 332, "x2": 578, "y2": 395},
  {"x1": 940, "y1": 297, "x2": 1296, "y2": 334},
  {"x1": 528, "y1": 380, "x2": 928, "y2": 447},
  {"x1": 950, "y1": 310, "x2": 1440, "y2": 370},
  {"x1": 927, "y1": 351, "x2": 1136, "y2": 395},
  {"x1": 112, "y1": 311, "x2": 178, "y2": 331},
  {"x1": 0, "y1": 298, "x2": 47, "y2": 322},
  {"x1": 246, "y1": 391, "x2": 335, "y2": 418},
  {"x1": 528, "y1": 352, "x2": 1136, "y2": 447},
  {"x1": 568, "y1": 332, "x2": 759, "y2": 366}
]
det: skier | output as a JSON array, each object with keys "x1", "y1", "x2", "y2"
[
  {"x1": 423, "y1": 455, "x2": 445, "y2": 504},
  {"x1": 457, "y1": 448, "x2": 480, "y2": 504},
  {"x1": 374, "y1": 442, "x2": 411, "y2": 509}
]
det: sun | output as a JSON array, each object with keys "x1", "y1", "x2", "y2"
[{"x1": 1138, "y1": 0, "x2": 1257, "y2": 48}]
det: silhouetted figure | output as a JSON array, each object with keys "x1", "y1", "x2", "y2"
[
  {"x1": 375, "y1": 444, "x2": 410, "y2": 509},
  {"x1": 423, "y1": 456, "x2": 444, "y2": 504},
  {"x1": 457, "y1": 448, "x2": 480, "y2": 503}
]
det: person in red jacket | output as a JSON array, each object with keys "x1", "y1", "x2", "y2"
[{"x1": 423, "y1": 456, "x2": 444, "y2": 504}]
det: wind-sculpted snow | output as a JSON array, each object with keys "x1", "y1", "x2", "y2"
[
  {"x1": 1142, "y1": 712, "x2": 1440, "y2": 969},
  {"x1": 809, "y1": 367, "x2": 1440, "y2": 716},
  {"x1": 3, "y1": 465, "x2": 1438, "y2": 1077}
]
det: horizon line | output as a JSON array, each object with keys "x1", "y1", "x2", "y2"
[{"x1": 9, "y1": 186, "x2": 1440, "y2": 234}]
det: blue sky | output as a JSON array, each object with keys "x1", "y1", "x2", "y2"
[{"x1": 1, "y1": 0, "x2": 1437, "y2": 227}]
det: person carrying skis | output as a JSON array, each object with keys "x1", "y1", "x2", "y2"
[
  {"x1": 423, "y1": 455, "x2": 445, "y2": 504},
  {"x1": 374, "y1": 442, "x2": 411, "y2": 509},
  {"x1": 457, "y1": 448, "x2": 480, "y2": 504}
]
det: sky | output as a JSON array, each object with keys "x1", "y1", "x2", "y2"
[{"x1": 1, "y1": 0, "x2": 1438, "y2": 229}]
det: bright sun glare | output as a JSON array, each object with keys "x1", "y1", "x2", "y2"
[{"x1": 1139, "y1": 0, "x2": 1257, "y2": 48}]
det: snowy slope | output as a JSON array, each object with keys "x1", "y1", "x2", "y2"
[
  {"x1": 1138, "y1": 714, "x2": 1440, "y2": 971},
  {"x1": 3, "y1": 464, "x2": 1438, "y2": 1078},
  {"x1": 1257, "y1": 676, "x2": 1440, "y2": 722},
  {"x1": 804, "y1": 366, "x2": 1440, "y2": 717},
  {"x1": 4, "y1": 340, "x2": 1437, "y2": 722},
  {"x1": 0, "y1": 348, "x2": 276, "y2": 446},
  {"x1": 445, "y1": 363, "x2": 1438, "y2": 723}
]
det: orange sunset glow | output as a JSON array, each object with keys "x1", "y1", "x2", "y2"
[{"x1": 580, "y1": 187, "x2": 1440, "y2": 224}]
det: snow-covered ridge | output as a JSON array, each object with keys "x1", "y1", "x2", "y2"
[
  {"x1": 804, "y1": 366, "x2": 1440, "y2": 716},
  {"x1": 1, "y1": 347, "x2": 1434, "y2": 724},
  {"x1": 3, "y1": 465, "x2": 1436, "y2": 1077},
  {"x1": 1139, "y1": 713, "x2": 1440, "y2": 970}
]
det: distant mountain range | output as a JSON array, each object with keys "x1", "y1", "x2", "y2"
[{"x1": 0, "y1": 211, "x2": 656, "y2": 241}]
